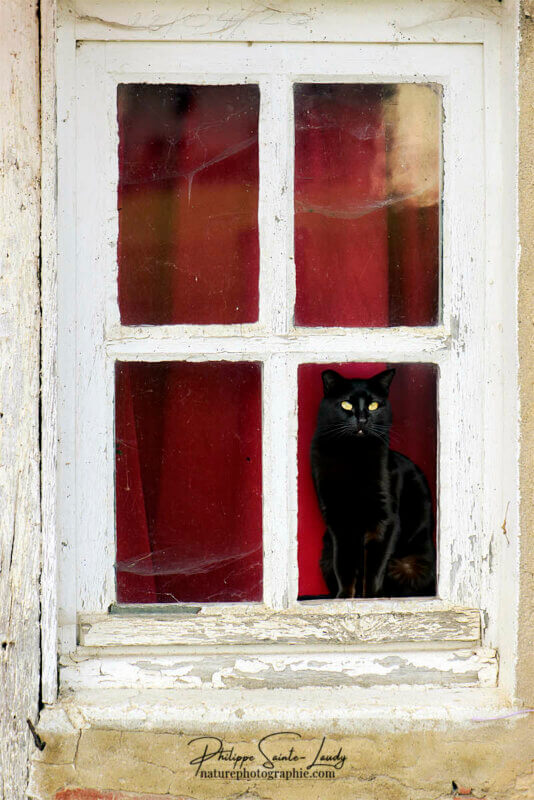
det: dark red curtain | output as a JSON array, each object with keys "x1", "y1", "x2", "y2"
[
  {"x1": 116, "y1": 85, "x2": 263, "y2": 603},
  {"x1": 294, "y1": 84, "x2": 438, "y2": 328},
  {"x1": 294, "y1": 85, "x2": 390, "y2": 327},
  {"x1": 117, "y1": 84, "x2": 260, "y2": 325},
  {"x1": 115, "y1": 364, "x2": 158, "y2": 603},
  {"x1": 116, "y1": 83, "x2": 439, "y2": 603},
  {"x1": 116, "y1": 362, "x2": 263, "y2": 603}
]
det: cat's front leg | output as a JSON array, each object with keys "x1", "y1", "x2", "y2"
[
  {"x1": 369, "y1": 519, "x2": 400, "y2": 596},
  {"x1": 331, "y1": 532, "x2": 362, "y2": 598}
]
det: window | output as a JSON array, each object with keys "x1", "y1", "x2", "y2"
[
  {"x1": 113, "y1": 76, "x2": 440, "y2": 605},
  {"x1": 51, "y1": 3, "x2": 514, "y2": 714}
]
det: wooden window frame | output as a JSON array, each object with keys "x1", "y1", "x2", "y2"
[{"x1": 40, "y1": 0, "x2": 519, "y2": 717}]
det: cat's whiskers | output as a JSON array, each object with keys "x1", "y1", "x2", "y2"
[
  {"x1": 321, "y1": 422, "x2": 356, "y2": 440},
  {"x1": 366, "y1": 422, "x2": 391, "y2": 446}
]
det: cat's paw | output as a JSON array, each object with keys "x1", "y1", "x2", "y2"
[{"x1": 336, "y1": 585, "x2": 356, "y2": 598}]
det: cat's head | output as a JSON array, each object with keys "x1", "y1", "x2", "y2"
[{"x1": 316, "y1": 368, "x2": 396, "y2": 443}]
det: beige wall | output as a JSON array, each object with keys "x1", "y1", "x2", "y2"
[
  {"x1": 517, "y1": 1, "x2": 534, "y2": 710},
  {"x1": 28, "y1": 722, "x2": 534, "y2": 799}
]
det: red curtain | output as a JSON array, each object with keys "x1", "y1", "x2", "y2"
[
  {"x1": 294, "y1": 85, "x2": 390, "y2": 327},
  {"x1": 116, "y1": 83, "x2": 439, "y2": 603},
  {"x1": 115, "y1": 365, "x2": 158, "y2": 603},
  {"x1": 116, "y1": 362, "x2": 263, "y2": 603},
  {"x1": 116, "y1": 85, "x2": 263, "y2": 602},
  {"x1": 294, "y1": 84, "x2": 438, "y2": 328},
  {"x1": 117, "y1": 84, "x2": 260, "y2": 325}
]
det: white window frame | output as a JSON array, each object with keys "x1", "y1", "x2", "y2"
[{"x1": 42, "y1": 0, "x2": 520, "y2": 721}]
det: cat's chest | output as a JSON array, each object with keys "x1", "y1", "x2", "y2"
[{"x1": 315, "y1": 449, "x2": 388, "y2": 496}]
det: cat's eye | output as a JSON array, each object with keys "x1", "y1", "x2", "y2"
[
  {"x1": 368, "y1": 401, "x2": 379, "y2": 411},
  {"x1": 341, "y1": 401, "x2": 353, "y2": 411}
]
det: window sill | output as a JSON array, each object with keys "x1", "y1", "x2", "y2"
[
  {"x1": 61, "y1": 645, "x2": 497, "y2": 692},
  {"x1": 56, "y1": 602, "x2": 499, "y2": 731},
  {"x1": 50, "y1": 685, "x2": 505, "y2": 734},
  {"x1": 78, "y1": 600, "x2": 481, "y2": 648},
  {"x1": 62, "y1": 602, "x2": 498, "y2": 705}
]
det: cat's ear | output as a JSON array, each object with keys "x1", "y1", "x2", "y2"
[
  {"x1": 321, "y1": 369, "x2": 347, "y2": 397},
  {"x1": 370, "y1": 368, "x2": 396, "y2": 395}
]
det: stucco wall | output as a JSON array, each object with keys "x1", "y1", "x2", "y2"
[
  {"x1": 28, "y1": 722, "x2": 534, "y2": 800},
  {"x1": 517, "y1": 0, "x2": 534, "y2": 710}
]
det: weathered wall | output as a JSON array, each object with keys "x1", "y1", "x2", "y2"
[
  {"x1": 0, "y1": 1, "x2": 42, "y2": 799},
  {"x1": 28, "y1": 721, "x2": 534, "y2": 800},
  {"x1": 517, "y1": 0, "x2": 534, "y2": 709}
]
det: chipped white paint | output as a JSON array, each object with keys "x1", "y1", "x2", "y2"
[
  {"x1": 55, "y1": 1, "x2": 79, "y2": 656},
  {"x1": 40, "y1": 0, "x2": 519, "y2": 716},
  {"x1": 0, "y1": 0, "x2": 41, "y2": 795},
  {"x1": 107, "y1": 329, "x2": 451, "y2": 359},
  {"x1": 41, "y1": 0, "x2": 60, "y2": 706},
  {"x1": 79, "y1": 604, "x2": 481, "y2": 647},
  {"x1": 60, "y1": 648, "x2": 498, "y2": 691},
  {"x1": 263, "y1": 354, "x2": 296, "y2": 609},
  {"x1": 75, "y1": 41, "x2": 117, "y2": 617},
  {"x1": 492, "y1": 0, "x2": 521, "y2": 700},
  {"x1": 258, "y1": 76, "x2": 295, "y2": 335}
]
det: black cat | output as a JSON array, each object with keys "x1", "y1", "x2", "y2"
[{"x1": 311, "y1": 368, "x2": 435, "y2": 598}]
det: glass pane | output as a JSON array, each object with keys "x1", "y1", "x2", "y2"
[
  {"x1": 294, "y1": 84, "x2": 441, "y2": 327},
  {"x1": 118, "y1": 84, "x2": 260, "y2": 325},
  {"x1": 297, "y1": 362, "x2": 437, "y2": 598},
  {"x1": 115, "y1": 361, "x2": 263, "y2": 603}
]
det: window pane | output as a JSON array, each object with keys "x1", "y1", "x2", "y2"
[
  {"x1": 294, "y1": 84, "x2": 440, "y2": 327},
  {"x1": 118, "y1": 84, "x2": 260, "y2": 325},
  {"x1": 115, "y1": 361, "x2": 263, "y2": 603},
  {"x1": 297, "y1": 362, "x2": 437, "y2": 598}
]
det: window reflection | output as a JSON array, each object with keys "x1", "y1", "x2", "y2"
[
  {"x1": 118, "y1": 84, "x2": 260, "y2": 325},
  {"x1": 294, "y1": 84, "x2": 441, "y2": 327}
]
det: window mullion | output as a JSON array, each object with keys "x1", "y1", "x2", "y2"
[
  {"x1": 258, "y1": 75, "x2": 294, "y2": 335},
  {"x1": 262, "y1": 354, "x2": 297, "y2": 609}
]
